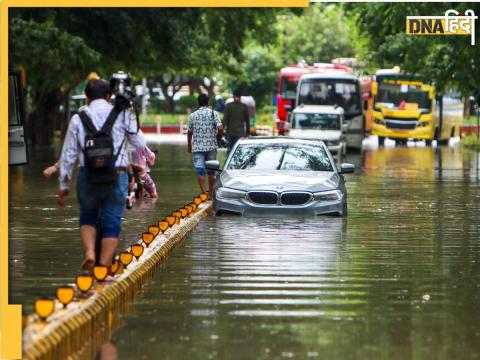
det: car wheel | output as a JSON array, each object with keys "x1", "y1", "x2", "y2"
[{"x1": 378, "y1": 136, "x2": 385, "y2": 147}]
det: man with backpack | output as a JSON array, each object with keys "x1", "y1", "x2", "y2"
[{"x1": 58, "y1": 78, "x2": 146, "y2": 273}]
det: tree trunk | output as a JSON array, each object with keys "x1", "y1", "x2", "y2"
[
  {"x1": 201, "y1": 78, "x2": 216, "y2": 100},
  {"x1": 164, "y1": 95, "x2": 175, "y2": 114},
  {"x1": 28, "y1": 90, "x2": 60, "y2": 147},
  {"x1": 157, "y1": 75, "x2": 186, "y2": 114}
]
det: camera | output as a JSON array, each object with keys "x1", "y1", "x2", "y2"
[{"x1": 110, "y1": 71, "x2": 135, "y2": 111}]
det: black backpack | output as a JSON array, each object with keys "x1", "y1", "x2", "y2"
[{"x1": 78, "y1": 108, "x2": 122, "y2": 185}]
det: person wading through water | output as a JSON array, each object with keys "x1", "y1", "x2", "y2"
[{"x1": 57, "y1": 78, "x2": 146, "y2": 275}]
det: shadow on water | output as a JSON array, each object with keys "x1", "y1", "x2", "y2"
[{"x1": 9, "y1": 142, "x2": 480, "y2": 359}]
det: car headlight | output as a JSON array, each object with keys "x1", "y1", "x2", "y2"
[
  {"x1": 313, "y1": 190, "x2": 342, "y2": 201},
  {"x1": 216, "y1": 187, "x2": 246, "y2": 200}
]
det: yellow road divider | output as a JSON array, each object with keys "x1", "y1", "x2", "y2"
[{"x1": 23, "y1": 201, "x2": 211, "y2": 359}]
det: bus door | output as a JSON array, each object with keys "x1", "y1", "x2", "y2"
[{"x1": 8, "y1": 71, "x2": 28, "y2": 166}]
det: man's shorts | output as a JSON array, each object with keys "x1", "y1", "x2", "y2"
[
  {"x1": 77, "y1": 167, "x2": 129, "y2": 238},
  {"x1": 192, "y1": 150, "x2": 217, "y2": 176}
]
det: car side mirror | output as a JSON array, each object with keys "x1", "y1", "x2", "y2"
[
  {"x1": 205, "y1": 160, "x2": 221, "y2": 172},
  {"x1": 342, "y1": 123, "x2": 349, "y2": 132},
  {"x1": 339, "y1": 163, "x2": 355, "y2": 174}
]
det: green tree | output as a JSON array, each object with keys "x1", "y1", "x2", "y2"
[
  {"x1": 9, "y1": 17, "x2": 99, "y2": 145},
  {"x1": 222, "y1": 43, "x2": 281, "y2": 109},
  {"x1": 9, "y1": 8, "x2": 280, "y2": 142},
  {"x1": 346, "y1": 3, "x2": 480, "y2": 96},
  {"x1": 277, "y1": 4, "x2": 356, "y2": 65},
  {"x1": 221, "y1": 5, "x2": 358, "y2": 109}
]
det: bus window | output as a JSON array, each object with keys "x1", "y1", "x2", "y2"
[{"x1": 8, "y1": 71, "x2": 28, "y2": 166}]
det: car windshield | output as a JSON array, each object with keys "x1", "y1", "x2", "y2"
[
  {"x1": 374, "y1": 82, "x2": 431, "y2": 111},
  {"x1": 227, "y1": 143, "x2": 333, "y2": 172},
  {"x1": 298, "y1": 79, "x2": 361, "y2": 116},
  {"x1": 293, "y1": 113, "x2": 340, "y2": 130}
]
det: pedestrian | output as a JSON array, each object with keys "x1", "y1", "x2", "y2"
[
  {"x1": 223, "y1": 89, "x2": 250, "y2": 154},
  {"x1": 187, "y1": 93, "x2": 224, "y2": 198},
  {"x1": 128, "y1": 140, "x2": 158, "y2": 199},
  {"x1": 57, "y1": 78, "x2": 146, "y2": 273}
]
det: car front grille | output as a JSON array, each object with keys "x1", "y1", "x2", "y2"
[
  {"x1": 280, "y1": 192, "x2": 312, "y2": 205},
  {"x1": 248, "y1": 191, "x2": 278, "y2": 205},
  {"x1": 385, "y1": 120, "x2": 417, "y2": 130}
]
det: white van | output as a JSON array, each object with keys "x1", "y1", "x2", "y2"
[{"x1": 287, "y1": 105, "x2": 346, "y2": 156}]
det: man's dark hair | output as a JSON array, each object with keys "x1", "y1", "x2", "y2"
[
  {"x1": 85, "y1": 79, "x2": 111, "y2": 100},
  {"x1": 233, "y1": 89, "x2": 241, "y2": 97},
  {"x1": 198, "y1": 93, "x2": 209, "y2": 107}
]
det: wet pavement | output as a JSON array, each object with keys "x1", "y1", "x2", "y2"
[{"x1": 9, "y1": 140, "x2": 480, "y2": 359}]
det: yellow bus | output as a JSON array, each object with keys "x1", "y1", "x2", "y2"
[{"x1": 371, "y1": 68, "x2": 463, "y2": 146}]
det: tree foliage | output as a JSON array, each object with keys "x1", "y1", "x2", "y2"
[
  {"x1": 220, "y1": 5, "x2": 356, "y2": 109},
  {"x1": 277, "y1": 5, "x2": 356, "y2": 65},
  {"x1": 346, "y1": 3, "x2": 480, "y2": 96},
  {"x1": 9, "y1": 8, "x2": 279, "y2": 143},
  {"x1": 222, "y1": 43, "x2": 280, "y2": 109},
  {"x1": 9, "y1": 17, "x2": 100, "y2": 145}
]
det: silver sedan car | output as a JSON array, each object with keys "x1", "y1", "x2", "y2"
[{"x1": 206, "y1": 137, "x2": 354, "y2": 216}]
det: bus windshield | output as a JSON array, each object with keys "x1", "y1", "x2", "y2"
[
  {"x1": 298, "y1": 79, "x2": 361, "y2": 117},
  {"x1": 280, "y1": 76, "x2": 299, "y2": 100},
  {"x1": 375, "y1": 82, "x2": 431, "y2": 112},
  {"x1": 293, "y1": 113, "x2": 340, "y2": 130}
]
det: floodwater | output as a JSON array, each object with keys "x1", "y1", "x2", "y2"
[{"x1": 9, "y1": 140, "x2": 480, "y2": 359}]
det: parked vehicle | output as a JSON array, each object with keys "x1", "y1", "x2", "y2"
[
  {"x1": 296, "y1": 72, "x2": 364, "y2": 149},
  {"x1": 8, "y1": 70, "x2": 28, "y2": 165},
  {"x1": 206, "y1": 137, "x2": 354, "y2": 216},
  {"x1": 276, "y1": 62, "x2": 352, "y2": 135},
  {"x1": 371, "y1": 67, "x2": 463, "y2": 146},
  {"x1": 286, "y1": 104, "x2": 347, "y2": 157}
]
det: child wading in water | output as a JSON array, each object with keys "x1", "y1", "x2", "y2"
[{"x1": 127, "y1": 145, "x2": 158, "y2": 207}]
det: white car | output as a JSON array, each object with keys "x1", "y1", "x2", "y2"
[{"x1": 287, "y1": 105, "x2": 347, "y2": 156}]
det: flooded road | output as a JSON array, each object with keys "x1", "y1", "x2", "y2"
[{"x1": 10, "y1": 141, "x2": 480, "y2": 358}]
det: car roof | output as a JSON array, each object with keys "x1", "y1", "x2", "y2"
[
  {"x1": 293, "y1": 105, "x2": 344, "y2": 115},
  {"x1": 237, "y1": 137, "x2": 326, "y2": 146}
]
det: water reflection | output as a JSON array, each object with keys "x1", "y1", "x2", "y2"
[{"x1": 112, "y1": 144, "x2": 480, "y2": 359}]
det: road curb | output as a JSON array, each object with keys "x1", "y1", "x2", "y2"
[{"x1": 22, "y1": 202, "x2": 211, "y2": 360}]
